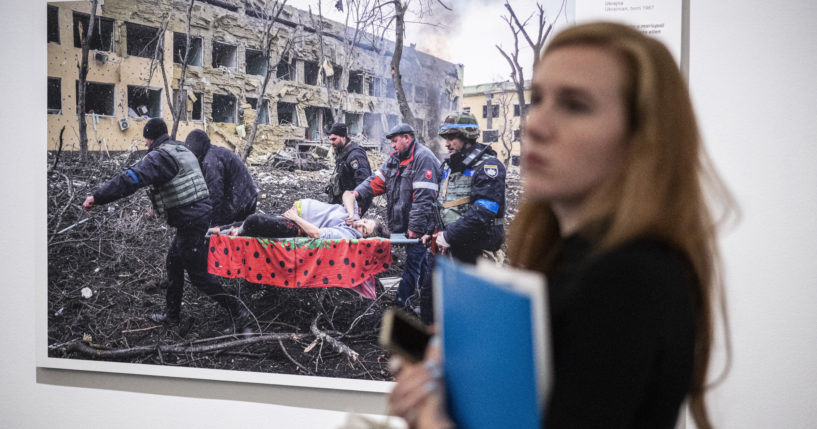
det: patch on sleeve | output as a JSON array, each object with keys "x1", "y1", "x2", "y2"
[
  {"x1": 425, "y1": 169, "x2": 433, "y2": 179},
  {"x1": 483, "y1": 164, "x2": 498, "y2": 178},
  {"x1": 350, "y1": 159, "x2": 360, "y2": 169}
]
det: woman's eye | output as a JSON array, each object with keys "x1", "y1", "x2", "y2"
[{"x1": 560, "y1": 97, "x2": 590, "y2": 113}]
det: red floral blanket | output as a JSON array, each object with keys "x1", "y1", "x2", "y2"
[{"x1": 207, "y1": 235, "x2": 392, "y2": 299}]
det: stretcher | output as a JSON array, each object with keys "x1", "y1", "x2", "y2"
[{"x1": 207, "y1": 233, "x2": 418, "y2": 299}]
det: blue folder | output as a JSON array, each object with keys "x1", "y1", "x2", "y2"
[{"x1": 434, "y1": 257, "x2": 550, "y2": 429}]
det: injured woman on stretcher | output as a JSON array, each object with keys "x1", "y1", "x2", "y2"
[{"x1": 208, "y1": 197, "x2": 389, "y2": 240}]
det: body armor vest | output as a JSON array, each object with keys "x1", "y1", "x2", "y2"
[
  {"x1": 148, "y1": 144, "x2": 209, "y2": 218},
  {"x1": 438, "y1": 147, "x2": 493, "y2": 227}
]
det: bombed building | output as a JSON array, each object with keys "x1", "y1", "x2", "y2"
[{"x1": 46, "y1": 0, "x2": 464, "y2": 162}]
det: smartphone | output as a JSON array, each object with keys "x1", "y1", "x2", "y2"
[{"x1": 379, "y1": 307, "x2": 431, "y2": 363}]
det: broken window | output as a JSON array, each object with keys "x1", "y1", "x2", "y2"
[
  {"x1": 72, "y1": 12, "x2": 114, "y2": 51},
  {"x1": 482, "y1": 130, "x2": 499, "y2": 143},
  {"x1": 175, "y1": 90, "x2": 202, "y2": 121},
  {"x1": 513, "y1": 129, "x2": 521, "y2": 142},
  {"x1": 348, "y1": 71, "x2": 363, "y2": 94},
  {"x1": 345, "y1": 113, "x2": 361, "y2": 135},
  {"x1": 513, "y1": 103, "x2": 530, "y2": 117},
  {"x1": 386, "y1": 114, "x2": 399, "y2": 130},
  {"x1": 276, "y1": 58, "x2": 294, "y2": 80},
  {"x1": 190, "y1": 92, "x2": 202, "y2": 121},
  {"x1": 363, "y1": 113, "x2": 383, "y2": 139},
  {"x1": 126, "y1": 22, "x2": 160, "y2": 59},
  {"x1": 482, "y1": 104, "x2": 499, "y2": 118},
  {"x1": 386, "y1": 79, "x2": 396, "y2": 99},
  {"x1": 244, "y1": 97, "x2": 269, "y2": 124},
  {"x1": 512, "y1": 155, "x2": 520, "y2": 166},
  {"x1": 76, "y1": 81, "x2": 115, "y2": 116},
  {"x1": 173, "y1": 33, "x2": 203, "y2": 66},
  {"x1": 415, "y1": 86, "x2": 427, "y2": 103},
  {"x1": 303, "y1": 60, "x2": 319, "y2": 85},
  {"x1": 369, "y1": 77, "x2": 382, "y2": 97},
  {"x1": 48, "y1": 77, "x2": 61, "y2": 114},
  {"x1": 212, "y1": 93, "x2": 237, "y2": 123},
  {"x1": 47, "y1": 5, "x2": 59, "y2": 44},
  {"x1": 277, "y1": 101, "x2": 298, "y2": 125},
  {"x1": 212, "y1": 41, "x2": 237, "y2": 71},
  {"x1": 463, "y1": 106, "x2": 471, "y2": 114},
  {"x1": 304, "y1": 106, "x2": 331, "y2": 140},
  {"x1": 245, "y1": 49, "x2": 267, "y2": 76},
  {"x1": 329, "y1": 64, "x2": 344, "y2": 90},
  {"x1": 127, "y1": 85, "x2": 162, "y2": 118}
]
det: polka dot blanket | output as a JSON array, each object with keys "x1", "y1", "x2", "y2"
[{"x1": 207, "y1": 235, "x2": 392, "y2": 300}]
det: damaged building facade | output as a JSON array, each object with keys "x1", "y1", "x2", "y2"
[
  {"x1": 47, "y1": 0, "x2": 464, "y2": 162},
  {"x1": 462, "y1": 80, "x2": 530, "y2": 167}
]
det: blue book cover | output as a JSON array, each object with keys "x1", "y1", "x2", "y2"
[{"x1": 434, "y1": 257, "x2": 550, "y2": 429}]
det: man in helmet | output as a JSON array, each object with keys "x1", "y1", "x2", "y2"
[{"x1": 418, "y1": 112, "x2": 506, "y2": 323}]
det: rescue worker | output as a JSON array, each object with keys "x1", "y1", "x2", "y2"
[
  {"x1": 419, "y1": 112, "x2": 506, "y2": 323},
  {"x1": 325, "y1": 122, "x2": 372, "y2": 213},
  {"x1": 346, "y1": 123, "x2": 440, "y2": 308},
  {"x1": 428, "y1": 111, "x2": 506, "y2": 262},
  {"x1": 82, "y1": 118, "x2": 252, "y2": 334}
]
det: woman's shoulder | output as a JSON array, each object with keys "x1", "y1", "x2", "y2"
[{"x1": 579, "y1": 236, "x2": 697, "y2": 303}]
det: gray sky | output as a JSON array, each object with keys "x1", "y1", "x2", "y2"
[{"x1": 288, "y1": 0, "x2": 574, "y2": 86}]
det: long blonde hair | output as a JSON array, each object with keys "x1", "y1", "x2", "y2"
[{"x1": 507, "y1": 22, "x2": 735, "y2": 429}]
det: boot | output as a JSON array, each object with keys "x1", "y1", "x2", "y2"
[{"x1": 215, "y1": 295, "x2": 254, "y2": 335}]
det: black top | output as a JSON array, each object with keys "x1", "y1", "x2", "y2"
[
  {"x1": 328, "y1": 141, "x2": 371, "y2": 209},
  {"x1": 185, "y1": 130, "x2": 257, "y2": 225},
  {"x1": 544, "y1": 233, "x2": 697, "y2": 429}
]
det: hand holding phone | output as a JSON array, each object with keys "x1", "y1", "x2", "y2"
[{"x1": 379, "y1": 307, "x2": 431, "y2": 363}]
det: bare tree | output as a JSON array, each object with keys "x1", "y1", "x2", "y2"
[
  {"x1": 496, "y1": 1, "x2": 565, "y2": 119},
  {"x1": 170, "y1": 0, "x2": 197, "y2": 140},
  {"x1": 309, "y1": 0, "x2": 384, "y2": 132},
  {"x1": 367, "y1": 0, "x2": 451, "y2": 125},
  {"x1": 76, "y1": 0, "x2": 100, "y2": 160},
  {"x1": 494, "y1": 90, "x2": 515, "y2": 168},
  {"x1": 241, "y1": 0, "x2": 290, "y2": 162},
  {"x1": 388, "y1": 0, "x2": 414, "y2": 123}
]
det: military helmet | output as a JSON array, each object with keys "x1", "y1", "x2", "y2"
[{"x1": 438, "y1": 111, "x2": 480, "y2": 140}]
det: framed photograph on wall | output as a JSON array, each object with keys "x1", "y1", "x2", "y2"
[{"x1": 39, "y1": 0, "x2": 688, "y2": 408}]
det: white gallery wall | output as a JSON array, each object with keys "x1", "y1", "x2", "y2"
[
  {"x1": 689, "y1": 1, "x2": 817, "y2": 428},
  {"x1": 1, "y1": 0, "x2": 815, "y2": 428}
]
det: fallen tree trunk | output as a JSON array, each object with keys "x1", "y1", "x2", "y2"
[{"x1": 65, "y1": 332, "x2": 307, "y2": 359}]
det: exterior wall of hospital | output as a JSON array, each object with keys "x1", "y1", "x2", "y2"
[{"x1": 46, "y1": 0, "x2": 464, "y2": 162}]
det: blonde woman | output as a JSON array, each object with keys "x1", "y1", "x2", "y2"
[{"x1": 389, "y1": 22, "x2": 732, "y2": 429}]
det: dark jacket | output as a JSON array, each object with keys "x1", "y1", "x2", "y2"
[
  {"x1": 185, "y1": 129, "x2": 258, "y2": 225},
  {"x1": 440, "y1": 143, "x2": 505, "y2": 263},
  {"x1": 93, "y1": 134, "x2": 211, "y2": 227},
  {"x1": 355, "y1": 139, "x2": 440, "y2": 234},
  {"x1": 327, "y1": 141, "x2": 371, "y2": 211}
]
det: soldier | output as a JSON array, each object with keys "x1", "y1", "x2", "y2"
[
  {"x1": 325, "y1": 122, "x2": 371, "y2": 213},
  {"x1": 419, "y1": 112, "x2": 506, "y2": 323},
  {"x1": 347, "y1": 123, "x2": 441, "y2": 308},
  {"x1": 82, "y1": 118, "x2": 251, "y2": 334}
]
